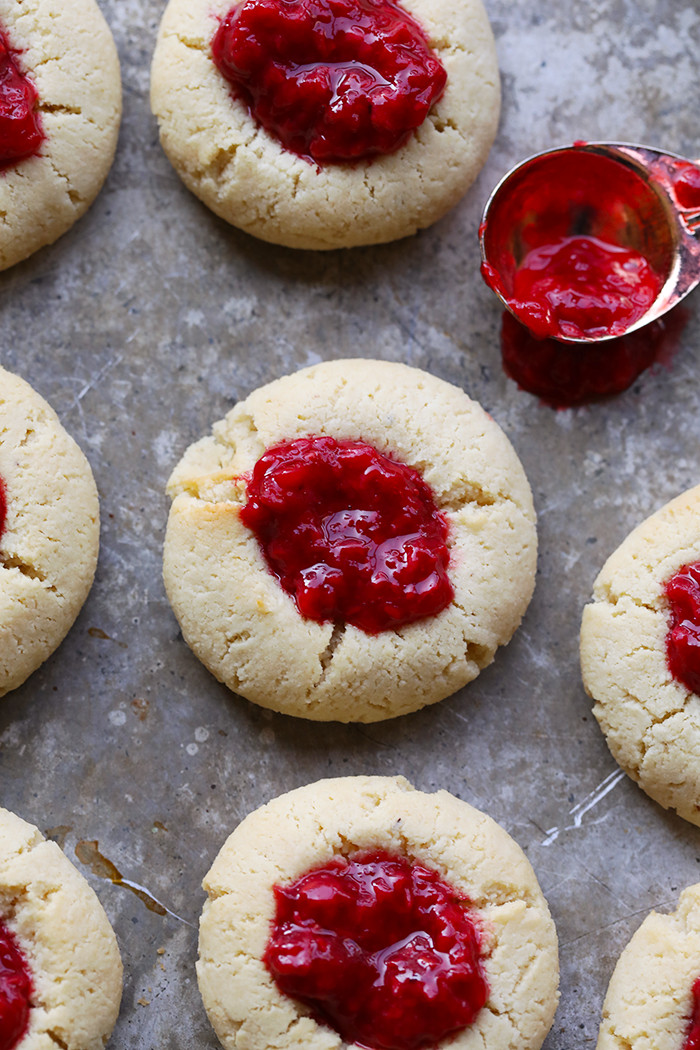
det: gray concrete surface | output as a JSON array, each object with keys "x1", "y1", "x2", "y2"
[{"x1": 1, "y1": 0, "x2": 700, "y2": 1046}]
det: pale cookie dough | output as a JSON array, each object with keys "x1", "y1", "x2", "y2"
[
  {"x1": 150, "y1": 0, "x2": 500, "y2": 249},
  {"x1": 198, "y1": 776, "x2": 560, "y2": 1050},
  {"x1": 597, "y1": 882, "x2": 700, "y2": 1050},
  {"x1": 580, "y1": 484, "x2": 700, "y2": 825},
  {"x1": 163, "y1": 359, "x2": 537, "y2": 722},
  {"x1": 0, "y1": 806, "x2": 122, "y2": 1050},
  {"x1": 0, "y1": 366, "x2": 100, "y2": 697},
  {"x1": 0, "y1": 0, "x2": 121, "y2": 271}
]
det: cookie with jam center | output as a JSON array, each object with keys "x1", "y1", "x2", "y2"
[
  {"x1": 163, "y1": 358, "x2": 537, "y2": 722},
  {"x1": 150, "y1": 0, "x2": 500, "y2": 249},
  {"x1": 596, "y1": 882, "x2": 700, "y2": 1050},
  {"x1": 0, "y1": 0, "x2": 121, "y2": 270},
  {"x1": 580, "y1": 484, "x2": 700, "y2": 826},
  {"x1": 197, "y1": 776, "x2": 560, "y2": 1050},
  {"x1": 0, "y1": 806, "x2": 122, "y2": 1050}
]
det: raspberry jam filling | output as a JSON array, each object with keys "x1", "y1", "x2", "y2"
[
  {"x1": 0, "y1": 922, "x2": 32, "y2": 1050},
  {"x1": 665, "y1": 562, "x2": 700, "y2": 694},
  {"x1": 0, "y1": 29, "x2": 44, "y2": 171},
  {"x1": 264, "y1": 851, "x2": 488, "y2": 1050},
  {"x1": 211, "y1": 0, "x2": 447, "y2": 163},
  {"x1": 683, "y1": 977, "x2": 700, "y2": 1050},
  {"x1": 507, "y1": 235, "x2": 664, "y2": 342},
  {"x1": 239, "y1": 436, "x2": 454, "y2": 634}
]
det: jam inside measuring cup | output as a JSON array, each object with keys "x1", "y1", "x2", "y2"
[{"x1": 480, "y1": 145, "x2": 687, "y2": 343}]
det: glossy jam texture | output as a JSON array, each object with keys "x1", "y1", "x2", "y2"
[
  {"x1": 0, "y1": 922, "x2": 32, "y2": 1050},
  {"x1": 211, "y1": 0, "x2": 447, "y2": 162},
  {"x1": 481, "y1": 148, "x2": 670, "y2": 343},
  {"x1": 240, "y1": 436, "x2": 453, "y2": 633},
  {"x1": 683, "y1": 977, "x2": 700, "y2": 1050},
  {"x1": 666, "y1": 160, "x2": 700, "y2": 212},
  {"x1": 0, "y1": 29, "x2": 43, "y2": 171},
  {"x1": 264, "y1": 851, "x2": 488, "y2": 1050},
  {"x1": 508, "y1": 235, "x2": 664, "y2": 342},
  {"x1": 665, "y1": 562, "x2": 700, "y2": 694}
]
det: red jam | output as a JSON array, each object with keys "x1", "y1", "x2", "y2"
[
  {"x1": 264, "y1": 851, "x2": 488, "y2": 1050},
  {"x1": 507, "y1": 235, "x2": 664, "y2": 342},
  {"x1": 0, "y1": 922, "x2": 32, "y2": 1050},
  {"x1": 683, "y1": 977, "x2": 700, "y2": 1050},
  {"x1": 500, "y1": 307, "x2": 685, "y2": 409},
  {"x1": 665, "y1": 562, "x2": 700, "y2": 694},
  {"x1": 671, "y1": 161, "x2": 700, "y2": 213},
  {"x1": 648, "y1": 155, "x2": 700, "y2": 215},
  {"x1": 240, "y1": 436, "x2": 453, "y2": 634},
  {"x1": 211, "y1": 0, "x2": 447, "y2": 163},
  {"x1": 0, "y1": 29, "x2": 43, "y2": 171}
]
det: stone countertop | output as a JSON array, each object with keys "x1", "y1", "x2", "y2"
[{"x1": 1, "y1": 0, "x2": 699, "y2": 1046}]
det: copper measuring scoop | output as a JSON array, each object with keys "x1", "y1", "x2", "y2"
[{"x1": 479, "y1": 142, "x2": 700, "y2": 343}]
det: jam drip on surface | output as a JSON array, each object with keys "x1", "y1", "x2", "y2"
[
  {"x1": 665, "y1": 562, "x2": 700, "y2": 695},
  {"x1": 211, "y1": 0, "x2": 446, "y2": 162},
  {"x1": 0, "y1": 29, "x2": 43, "y2": 171},
  {"x1": 683, "y1": 977, "x2": 700, "y2": 1050},
  {"x1": 240, "y1": 436, "x2": 454, "y2": 634},
  {"x1": 508, "y1": 235, "x2": 664, "y2": 342},
  {"x1": 500, "y1": 307, "x2": 685, "y2": 409},
  {"x1": 0, "y1": 922, "x2": 32, "y2": 1050},
  {"x1": 264, "y1": 851, "x2": 488, "y2": 1050}
]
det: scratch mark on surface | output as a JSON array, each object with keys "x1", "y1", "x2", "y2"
[
  {"x1": 70, "y1": 354, "x2": 124, "y2": 410},
  {"x1": 541, "y1": 769, "x2": 626, "y2": 846},
  {"x1": 64, "y1": 355, "x2": 125, "y2": 441},
  {"x1": 560, "y1": 897, "x2": 679, "y2": 948}
]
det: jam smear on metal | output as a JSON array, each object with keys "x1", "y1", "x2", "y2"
[
  {"x1": 665, "y1": 563, "x2": 700, "y2": 695},
  {"x1": 683, "y1": 977, "x2": 700, "y2": 1050},
  {"x1": 240, "y1": 436, "x2": 453, "y2": 634},
  {"x1": 264, "y1": 851, "x2": 488, "y2": 1050},
  {"x1": 211, "y1": 0, "x2": 446, "y2": 162},
  {"x1": 0, "y1": 922, "x2": 32, "y2": 1050},
  {"x1": 0, "y1": 30, "x2": 43, "y2": 171},
  {"x1": 665, "y1": 160, "x2": 700, "y2": 213},
  {"x1": 508, "y1": 235, "x2": 664, "y2": 342}
]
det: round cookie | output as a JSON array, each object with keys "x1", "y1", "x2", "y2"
[
  {"x1": 150, "y1": 0, "x2": 500, "y2": 249},
  {"x1": 197, "y1": 775, "x2": 560, "y2": 1050},
  {"x1": 580, "y1": 484, "x2": 700, "y2": 825},
  {"x1": 0, "y1": 366, "x2": 100, "y2": 697},
  {"x1": 0, "y1": 806, "x2": 122, "y2": 1049},
  {"x1": 163, "y1": 358, "x2": 537, "y2": 722},
  {"x1": 596, "y1": 882, "x2": 700, "y2": 1050},
  {"x1": 0, "y1": 0, "x2": 121, "y2": 271}
]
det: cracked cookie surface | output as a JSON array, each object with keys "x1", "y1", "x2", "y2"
[
  {"x1": 580, "y1": 485, "x2": 700, "y2": 825},
  {"x1": 163, "y1": 359, "x2": 537, "y2": 722},
  {"x1": 0, "y1": 366, "x2": 99, "y2": 697},
  {"x1": 197, "y1": 775, "x2": 559, "y2": 1050},
  {"x1": 596, "y1": 882, "x2": 700, "y2": 1050},
  {"x1": 149, "y1": 0, "x2": 500, "y2": 249},
  {"x1": 0, "y1": 0, "x2": 121, "y2": 271},
  {"x1": 0, "y1": 806, "x2": 122, "y2": 1050}
]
